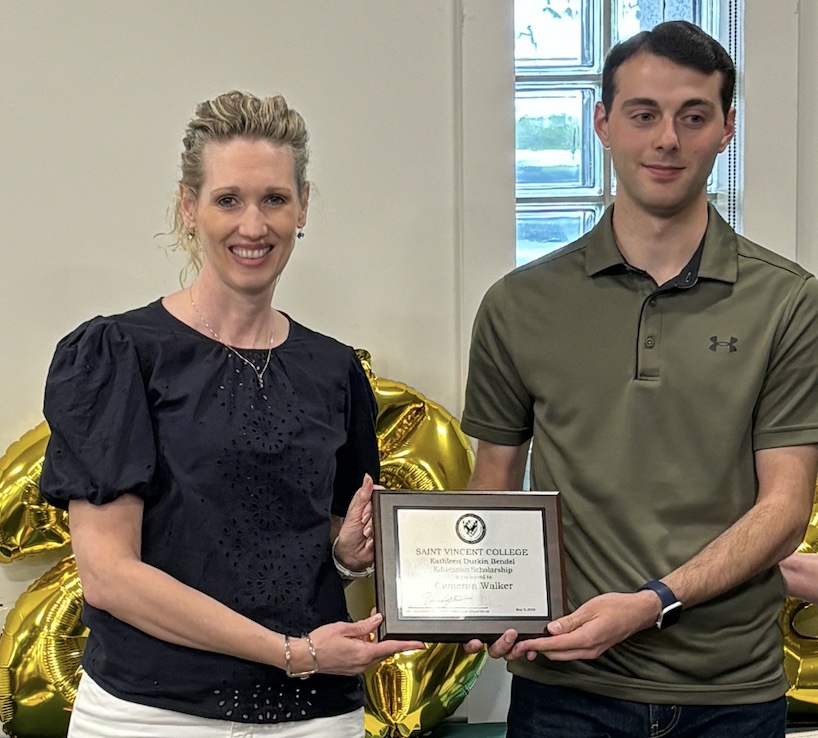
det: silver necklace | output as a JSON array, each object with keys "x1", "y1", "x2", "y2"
[{"x1": 189, "y1": 287, "x2": 275, "y2": 390}]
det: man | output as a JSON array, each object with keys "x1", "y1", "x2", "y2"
[{"x1": 461, "y1": 21, "x2": 818, "y2": 738}]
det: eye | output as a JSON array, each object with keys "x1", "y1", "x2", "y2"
[
  {"x1": 684, "y1": 114, "x2": 706, "y2": 125},
  {"x1": 265, "y1": 193, "x2": 286, "y2": 205},
  {"x1": 633, "y1": 112, "x2": 654, "y2": 123},
  {"x1": 216, "y1": 195, "x2": 238, "y2": 208}
]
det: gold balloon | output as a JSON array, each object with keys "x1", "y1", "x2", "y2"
[
  {"x1": 0, "y1": 354, "x2": 484, "y2": 737},
  {"x1": 0, "y1": 423, "x2": 69, "y2": 563},
  {"x1": 782, "y1": 483, "x2": 818, "y2": 713},
  {"x1": 0, "y1": 555, "x2": 85, "y2": 738},
  {"x1": 353, "y1": 351, "x2": 486, "y2": 738},
  {"x1": 356, "y1": 351, "x2": 474, "y2": 493},
  {"x1": 363, "y1": 645, "x2": 486, "y2": 738}
]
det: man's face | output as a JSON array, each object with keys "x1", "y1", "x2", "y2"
[{"x1": 594, "y1": 51, "x2": 735, "y2": 219}]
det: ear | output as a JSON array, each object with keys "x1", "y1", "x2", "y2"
[
  {"x1": 179, "y1": 184, "x2": 197, "y2": 229},
  {"x1": 297, "y1": 182, "x2": 310, "y2": 229},
  {"x1": 593, "y1": 102, "x2": 610, "y2": 149},
  {"x1": 718, "y1": 107, "x2": 736, "y2": 153}
]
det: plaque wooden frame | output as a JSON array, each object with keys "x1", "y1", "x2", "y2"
[{"x1": 372, "y1": 490, "x2": 565, "y2": 642}]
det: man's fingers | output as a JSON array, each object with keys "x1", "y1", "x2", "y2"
[{"x1": 487, "y1": 629, "x2": 518, "y2": 659}]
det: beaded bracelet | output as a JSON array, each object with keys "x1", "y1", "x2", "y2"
[
  {"x1": 284, "y1": 633, "x2": 320, "y2": 679},
  {"x1": 332, "y1": 537, "x2": 375, "y2": 580}
]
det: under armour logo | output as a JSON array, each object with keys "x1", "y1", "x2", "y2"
[{"x1": 709, "y1": 336, "x2": 738, "y2": 352}]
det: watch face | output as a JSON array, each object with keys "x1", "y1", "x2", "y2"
[{"x1": 658, "y1": 601, "x2": 683, "y2": 629}]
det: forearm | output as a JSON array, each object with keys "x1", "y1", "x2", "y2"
[
  {"x1": 81, "y1": 557, "x2": 289, "y2": 668},
  {"x1": 468, "y1": 439, "x2": 531, "y2": 491},
  {"x1": 663, "y1": 497, "x2": 805, "y2": 608},
  {"x1": 664, "y1": 445, "x2": 817, "y2": 608}
]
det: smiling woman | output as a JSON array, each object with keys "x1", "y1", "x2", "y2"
[
  {"x1": 181, "y1": 140, "x2": 307, "y2": 307},
  {"x1": 36, "y1": 91, "x2": 424, "y2": 738},
  {"x1": 165, "y1": 93, "x2": 311, "y2": 352}
]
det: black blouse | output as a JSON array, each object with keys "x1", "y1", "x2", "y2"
[{"x1": 40, "y1": 300, "x2": 379, "y2": 723}]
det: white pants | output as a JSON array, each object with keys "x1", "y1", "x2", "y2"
[{"x1": 67, "y1": 675, "x2": 365, "y2": 738}]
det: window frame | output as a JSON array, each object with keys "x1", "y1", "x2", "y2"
[{"x1": 512, "y1": 0, "x2": 743, "y2": 266}]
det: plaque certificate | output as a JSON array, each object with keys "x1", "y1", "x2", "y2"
[{"x1": 373, "y1": 491, "x2": 564, "y2": 641}]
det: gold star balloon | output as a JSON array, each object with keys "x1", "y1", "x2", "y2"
[
  {"x1": 0, "y1": 353, "x2": 485, "y2": 738},
  {"x1": 0, "y1": 556, "x2": 85, "y2": 738},
  {"x1": 0, "y1": 423, "x2": 69, "y2": 563},
  {"x1": 782, "y1": 482, "x2": 818, "y2": 714},
  {"x1": 352, "y1": 351, "x2": 486, "y2": 737}
]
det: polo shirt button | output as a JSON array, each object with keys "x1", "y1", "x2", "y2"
[
  {"x1": 648, "y1": 297, "x2": 657, "y2": 307},
  {"x1": 644, "y1": 336, "x2": 655, "y2": 348}
]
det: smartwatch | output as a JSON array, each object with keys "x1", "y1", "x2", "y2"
[{"x1": 638, "y1": 580, "x2": 682, "y2": 630}]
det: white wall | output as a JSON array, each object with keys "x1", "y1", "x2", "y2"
[
  {"x1": 0, "y1": 0, "x2": 513, "y2": 721},
  {"x1": 0, "y1": 0, "x2": 467, "y2": 451},
  {"x1": 0, "y1": 0, "x2": 816, "y2": 724}
]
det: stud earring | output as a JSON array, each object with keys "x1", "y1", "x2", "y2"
[{"x1": 296, "y1": 230, "x2": 305, "y2": 240}]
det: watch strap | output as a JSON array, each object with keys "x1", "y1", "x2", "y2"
[{"x1": 638, "y1": 579, "x2": 682, "y2": 629}]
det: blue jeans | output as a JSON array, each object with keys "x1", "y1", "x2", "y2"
[{"x1": 505, "y1": 677, "x2": 787, "y2": 738}]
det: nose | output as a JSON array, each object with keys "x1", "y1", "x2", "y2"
[
  {"x1": 654, "y1": 115, "x2": 680, "y2": 151},
  {"x1": 237, "y1": 205, "x2": 267, "y2": 240}
]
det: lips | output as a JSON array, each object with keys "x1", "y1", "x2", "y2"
[
  {"x1": 230, "y1": 245, "x2": 272, "y2": 260},
  {"x1": 644, "y1": 164, "x2": 684, "y2": 176}
]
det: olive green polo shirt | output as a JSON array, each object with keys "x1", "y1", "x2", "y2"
[{"x1": 462, "y1": 205, "x2": 818, "y2": 704}]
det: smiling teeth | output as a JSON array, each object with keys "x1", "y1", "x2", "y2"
[{"x1": 232, "y1": 246, "x2": 271, "y2": 259}]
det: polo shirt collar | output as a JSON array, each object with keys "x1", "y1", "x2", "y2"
[{"x1": 584, "y1": 204, "x2": 739, "y2": 285}]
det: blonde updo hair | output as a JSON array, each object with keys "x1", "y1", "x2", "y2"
[{"x1": 171, "y1": 90, "x2": 310, "y2": 275}]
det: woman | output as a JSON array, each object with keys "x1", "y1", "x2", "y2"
[
  {"x1": 39, "y1": 90, "x2": 423, "y2": 737},
  {"x1": 781, "y1": 552, "x2": 818, "y2": 603}
]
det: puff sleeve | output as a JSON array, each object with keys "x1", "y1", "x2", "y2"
[
  {"x1": 39, "y1": 319, "x2": 157, "y2": 509},
  {"x1": 331, "y1": 350, "x2": 379, "y2": 517}
]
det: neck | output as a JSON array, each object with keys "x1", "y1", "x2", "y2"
[
  {"x1": 611, "y1": 197, "x2": 709, "y2": 286},
  {"x1": 189, "y1": 271, "x2": 278, "y2": 349}
]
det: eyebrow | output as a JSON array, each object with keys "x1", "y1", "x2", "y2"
[
  {"x1": 210, "y1": 185, "x2": 294, "y2": 194},
  {"x1": 620, "y1": 97, "x2": 716, "y2": 112}
]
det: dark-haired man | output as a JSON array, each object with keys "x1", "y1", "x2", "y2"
[{"x1": 462, "y1": 21, "x2": 818, "y2": 737}]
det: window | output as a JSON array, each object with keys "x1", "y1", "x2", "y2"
[{"x1": 514, "y1": 0, "x2": 743, "y2": 266}]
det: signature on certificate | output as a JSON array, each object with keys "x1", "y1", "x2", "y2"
[{"x1": 422, "y1": 590, "x2": 474, "y2": 607}]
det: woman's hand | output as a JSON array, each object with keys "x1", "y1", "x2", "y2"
[
  {"x1": 334, "y1": 473, "x2": 377, "y2": 572},
  {"x1": 291, "y1": 613, "x2": 425, "y2": 676}
]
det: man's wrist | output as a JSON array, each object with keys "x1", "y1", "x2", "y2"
[
  {"x1": 636, "y1": 588, "x2": 663, "y2": 621},
  {"x1": 638, "y1": 580, "x2": 683, "y2": 629}
]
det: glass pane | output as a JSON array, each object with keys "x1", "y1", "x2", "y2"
[
  {"x1": 515, "y1": 0, "x2": 599, "y2": 74},
  {"x1": 516, "y1": 205, "x2": 603, "y2": 266},
  {"x1": 613, "y1": 0, "x2": 718, "y2": 44},
  {"x1": 516, "y1": 85, "x2": 601, "y2": 196}
]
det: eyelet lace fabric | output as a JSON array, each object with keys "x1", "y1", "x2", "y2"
[{"x1": 40, "y1": 300, "x2": 379, "y2": 723}]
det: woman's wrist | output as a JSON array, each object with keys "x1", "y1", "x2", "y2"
[
  {"x1": 332, "y1": 537, "x2": 374, "y2": 580},
  {"x1": 284, "y1": 633, "x2": 320, "y2": 679}
]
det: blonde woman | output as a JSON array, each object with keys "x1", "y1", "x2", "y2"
[{"x1": 40, "y1": 91, "x2": 422, "y2": 738}]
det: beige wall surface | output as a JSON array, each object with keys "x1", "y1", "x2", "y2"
[
  {"x1": 1, "y1": 0, "x2": 482, "y2": 452},
  {"x1": 0, "y1": 0, "x2": 514, "y2": 716},
  {"x1": 0, "y1": 0, "x2": 815, "y2": 724}
]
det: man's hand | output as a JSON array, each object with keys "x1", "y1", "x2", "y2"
[
  {"x1": 464, "y1": 629, "x2": 518, "y2": 658},
  {"x1": 509, "y1": 591, "x2": 660, "y2": 662}
]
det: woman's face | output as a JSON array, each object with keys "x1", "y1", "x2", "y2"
[{"x1": 182, "y1": 137, "x2": 308, "y2": 298}]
